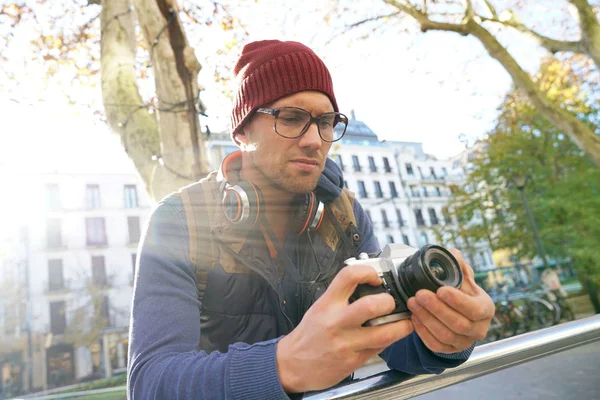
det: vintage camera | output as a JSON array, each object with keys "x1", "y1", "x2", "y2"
[{"x1": 346, "y1": 244, "x2": 463, "y2": 326}]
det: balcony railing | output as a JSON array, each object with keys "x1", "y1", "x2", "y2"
[
  {"x1": 25, "y1": 316, "x2": 600, "y2": 400},
  {"x1": 306, "y1": 315, "x2": 600, "y2": 399}
]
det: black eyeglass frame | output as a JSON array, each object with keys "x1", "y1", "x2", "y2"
[{"x1": 256, "y1": 107, "x2": 349, "y2": 143}]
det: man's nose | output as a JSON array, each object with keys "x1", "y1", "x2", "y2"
[{"x1": 298, "y1": 122, "x2": 322, "y2": 150}]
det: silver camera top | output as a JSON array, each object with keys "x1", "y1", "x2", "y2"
[{"x1": 344, "y1": 243, "x2": 419, "y2": 274}]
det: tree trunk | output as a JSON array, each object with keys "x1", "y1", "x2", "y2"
[
  {"x1": 101, "y1": 0, "x2": 211, "y2": 201},
  {"x1": 133, "y1": 0, "x2": 211, "y2": 198},
  {"x1": 101, "y1": 0, "x2": 161, "y2": 198}
]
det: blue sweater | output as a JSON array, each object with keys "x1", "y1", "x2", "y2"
[{"x1": 127, "y1": 160, "x2": 473, "y2": 399}]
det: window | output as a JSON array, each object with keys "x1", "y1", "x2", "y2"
[
  {"x1": 381, "y1": 210, "x2": 390, "y2": 228},
  {"x1": 396, "y1": 209, "x2": 404, "y2": 227},
  {"x1": 428, "y1": 208, "x2": 439, "y2": 225},
  {"x1": 387, "y1": 235, "x2": 394, "y2": 244},
  {"x1": 441, "y1": 167, "x2": 447, "y2": 177},
  {"x1": 91, "y1": 256, "x2": 107, "y2": 286},
  {"x1": 96, "y1": 296, "x2": 110, "y2": 327},
  {"x1": 389, "y1": 182, "x2": 398, "y2": 198},
  {"x1": 352, "y1": 155, "x2": 361, "y2": 172},
  {"x1": 50, "y1": 301, "x2": 66, "y2": 335},
  {"x1": 368, "y1": 156, "x2": 377, "y2": 172},
  {"x1": 430, "y1": 167, "x2": 437, "y2": 179},
  {"x1": 435, "y1": 187, "x2": 442, "y2": 197},
  {"x1": 374, "y1": 181, "x2": 383, "y2": 198},
  {"x1": 86, "y1": 184, "x2": 101, "y2": 209},
  {"x1": 415, "y1": 209, "x2": 425, "y2": 226},
  {"x1": 417, "y1": 167, "x2": 424, "y2": 178},
  {"x1": 343, "y1": 180, "x2": 348, "y2": 189},
  {"x1": 383, "y1": 157, "x2": 392, "y2": 173},
  {"x1": 452, "y1": 160, "x2": 460, "y2": 169},
  {"x1": 409, "y1": 185, "x2": 419, "y2": 197},
  {"x1": 128, "y1": 216, "x2": 141, "y2": 243},
  {"x1": 46, "y1": 184, "x2": 61, "y2": 210},
  {"x1": 358, "y1": 180, "x2": 368, "y2": 198},
  {"x1": 124, "y1": 185, "x2": 138, "y2": 208},
  {"x1": 48, "y1": 259, "x2": 64, "y2": 291},
  {"x1": 86, "y1": 217, "x2": 107, "y2": 246},
  {"x1": 47, "y1": 218, "x2": 62, "y2": 248},
  {"x1": 402, "y1": 234, "x2": 410, "y2": 245},
  {"x1": 420, "y1": 232, "x2": 429, "y2": 246},
  {"x1": 421, "y1": 187, "x2": 428, "y2": 197},
  {"x1": 405, "y1": 163, "x2": 414, "y2": 177},
  {"x1": 333, "y1": 154, "x2": 345, "y2": 171}
]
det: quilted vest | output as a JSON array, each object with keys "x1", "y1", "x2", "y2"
[{"x1": 177, "y1": 171, "x2": 361, "y2": 353}]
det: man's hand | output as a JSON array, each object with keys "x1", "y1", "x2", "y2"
[
  {"x1": 276, "y1": 265, "x2": 414, "y2": 393},
  {"x1": 407, "y1": 248, "x2": 495, "y2": 354}
]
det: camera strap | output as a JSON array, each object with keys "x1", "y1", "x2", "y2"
[{"x1": 324, "y1": 205, "x2": 359, "y2": 258}]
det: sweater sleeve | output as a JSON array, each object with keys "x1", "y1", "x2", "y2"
[
  {"x1": 352, "y1": 199, "x2": 473, "y2": 375},
  {"x1": 127, "y1": 196, "x2": 289, "y2": 400}
]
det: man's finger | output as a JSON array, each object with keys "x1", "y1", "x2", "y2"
[
  {"x1": 342, "y1": 292, "x2": 396, "y2": 327},
  {"x1": 449, "y1": 248, "x2": 475, "y2": 282},
  {"x1": 324, "y1": 265, "x2": 382, "y2": 301},
  {"x1": 411, "y1": 315, "x2": 456, "y2": 354},
  {"x1": 436, "y1": 286, "x2": 494, "y2": 322},
  {"x1": 356, "y1": 319, "x2": 415, "y2": 350},
  {"x1": 407, "y1": 298, "x2": 473, "y2": 349}
]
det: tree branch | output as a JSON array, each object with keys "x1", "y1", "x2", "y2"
[
  {"x1": 482, "y1": 0, "x2": 498, "y2": 19},
  {"x1": 479, "y1": 14, "x2": 583, "y2": 54},
  {"x1": 383, "y1": 0, "x2": 470, "y2": 34},
  {"x1": 569, "y1": 0, "x2": 600, "y2": 68},
  {"x1": 467, "y1": 21, "x2": 600, "y2": 167},
  {"x1": 463, "y1": 0, "x2": 474, "y2": 23},
  {"x1": 346, "y1": 11, "x2": 401, "y2": 30}
]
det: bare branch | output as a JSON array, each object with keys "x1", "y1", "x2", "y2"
[
  {"x1": 479, "y1": 14, "x2": 583, "y2": 54},
  {"x1": 482, "y1": 0, "x2": 498, "y2": 19},
  {"x1": 383, "y1": 0, "x2": 470, "y2": 35},
  {"x1": 346, "y1": 11, "x2": 402, "y2": 30},
  {"x1": 569, "y1": 0, "x2": 600, "y2": 67},
  {"x1": 463, "y1": 0, "x2": 474, "y2": 23}
]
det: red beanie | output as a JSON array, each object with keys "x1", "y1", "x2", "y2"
[{"x1": 230, "y1": 40, "x2": 338, "y2": 141}]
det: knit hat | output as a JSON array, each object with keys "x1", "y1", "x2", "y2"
[{"x1": 230, "y1": 40, "x2": 338, "y2": 142}]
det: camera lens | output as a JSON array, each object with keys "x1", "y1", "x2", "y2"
[
  {"x1": 429, "y1": 260, "x2": 448, "y2": 281},
  {"x1": 395, "y1": 245, "x2": 462, "y2": 299}
]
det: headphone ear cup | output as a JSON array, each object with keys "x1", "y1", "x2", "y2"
[
  {"x1": 222, "y1": 180, "x2": 263, "y2": 226},
  {"x1": 296, "y1": 192, "x2": 325, "y2": 235}
]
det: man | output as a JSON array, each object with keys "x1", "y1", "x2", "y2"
[{"x1": 127, "y1": 40, "x2": 494, "y2": 399}]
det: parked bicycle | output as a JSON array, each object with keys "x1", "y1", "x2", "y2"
[{"x1": 484, "y1": 284, "x2": 558, "y2": 342}]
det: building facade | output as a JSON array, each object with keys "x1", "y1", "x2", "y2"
[{"x1": 0, "y1": 171, "x2": 151, "y2": 393}]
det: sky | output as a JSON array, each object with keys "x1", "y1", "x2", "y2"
[{"x1": 0, "y1": 0, "x2": 575, "y2": 176}]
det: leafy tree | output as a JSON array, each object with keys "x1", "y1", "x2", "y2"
[{"x1": 437, "y1": 56, "x2": 600, "y2": 312}]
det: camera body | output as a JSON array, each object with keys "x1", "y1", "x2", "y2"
[{"x1": 346, "y1": 243, "x2": 463, "y2": 327}]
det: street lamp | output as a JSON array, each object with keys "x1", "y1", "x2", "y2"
[{"x1": 510, "y1": 173, "x2": 550, "y2": 270}]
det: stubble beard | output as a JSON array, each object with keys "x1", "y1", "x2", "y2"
[{"x1": 250, "y1": 153, "x2": 321, "y2": 195}]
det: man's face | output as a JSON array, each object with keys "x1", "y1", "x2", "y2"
[{"x1": 236, "y1": 91, "x2": 334, "y2": 194}]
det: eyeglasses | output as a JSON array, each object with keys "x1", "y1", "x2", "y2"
[{"x1": 256, "y1": 107, "x2": 348, "y2": 143}]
